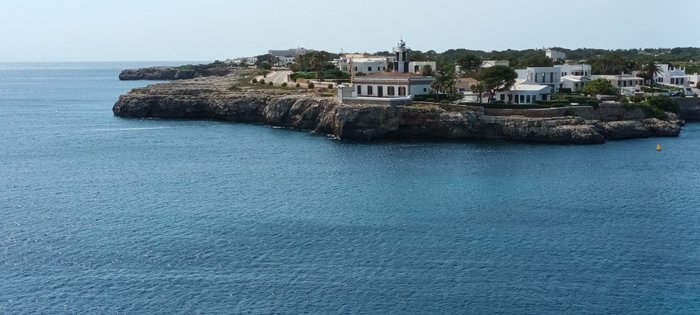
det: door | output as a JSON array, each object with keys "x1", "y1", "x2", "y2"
[{"x1": 378, "y1": 86, "x2": 384, "y2": 97}]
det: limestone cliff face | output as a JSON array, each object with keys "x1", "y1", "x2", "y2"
[{"x1": 113, "y1": 77, "x2": 683, "y2": 144}]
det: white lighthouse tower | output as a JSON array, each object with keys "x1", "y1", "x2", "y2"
[{"x1": 393, "y1": 39, "x2": 409, "y2": 73}]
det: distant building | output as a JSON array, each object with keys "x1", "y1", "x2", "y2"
[
  {"x1": 546, "y1": 49, "x2": 567, "y2": 61},
  {"x1": 654, "y1": 64, "x2": 690, "y2": 86},
  {"x1": 591, "y1": 74, "x2": 644, "y2": 89},
  {"x1": 409, "y1": 61, "x2": 437, "y2": 74},
  {"x1": 555, "y1": 64, "x2": 592, "y2": 92},
  {"x1": 339, "y1": 56, "x2": 388, "y2": 75},
  {"x1": 516, "y1": 67, "x2": 562, "y2": 93},
  {"x1": 495, "y1": 74, "x2": 552, "y2": 104},
  {"x1": 338, "y1": 40, "x2": 435, "y2": 104},
  {"x1": 481, "y1": 60, "x2": 510, "y2": 68},
  {"x1": 268, "y1": 47, "x2": 315, "y2": 57}
]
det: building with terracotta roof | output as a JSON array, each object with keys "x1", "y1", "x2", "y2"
[{"x1": 337, "y1": 40, "x2": 435, "y2": 104}]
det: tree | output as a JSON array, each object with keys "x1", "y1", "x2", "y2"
[
  {"x1": 524, "y1": 54, "x2": 554, "y2": 67},
  {"x1": 431, "y1": 68, "x2": 457, "y2": 100},
  {"x1": 477, "y1": 65, "x2": 517, "y2": 103},
  {"x1": 591, "y1": 54, "x2": 626, "y2": 75},
  {"x1": 259, "y1": 61, "x2": 272, "y2": 70},
  {"x1": 471, "y1": 82, "x2": 485, "y2": 103},
  {"x1": 642, "y1": 60, "x2": 663, "y2": 88},
  {"x1": 582, "y1": 78, "x2": 616, "y2": 96},
  {"x1": 421, "y1": 64, "x2": 434, "y2": 76},
  {"x1": 255, "y1": 54, "x2": 277, "y2": 68},
  {"x1": 457, "y1": 54, "x2": 482, "y2": 74}
]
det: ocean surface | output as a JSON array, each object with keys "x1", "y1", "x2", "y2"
[{"x1": 0, "y1": 63, "x2": 698, "y2": 314}]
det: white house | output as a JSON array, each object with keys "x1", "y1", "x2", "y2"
[
  {"x1": 516, "y1": 67, "x2": 562, "y2": 93},
  {"x1": 555, "y1": 64, "x2": 591, "y2": 77},
  {"x1": 348, "y1": 57, "x2": 389, "y2": 75},
  {"x1": 338, "y1": 40, "x2": 434, "y2": 104},
  {"x1": 560, "y1": 76, "x2": 591, "y2": 92},
  {"x1": 591, "y1": 74, "x2": 644, "y2": 92},
  {"x1": 495, "y1": 75, "x2": 552, "y2": 105},
  {"x1": 409, "y1": 61, "x2": 437, "y2": 74},
  {"x1": 655, "y1": 64, "x2": 690, "y2": 86},
  {"x1": 546, "y1": 49, "x2": 567, "y2": 61}
]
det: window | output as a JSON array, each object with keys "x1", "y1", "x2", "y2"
[
  {"x1": 520, "y1": 95, "x2": 525, "y2": 103},
  {"x1": 354, "y1": 67, "x2": 358, "y2": 72},
  {"x1": 535, "y1": 74, "x2": 538, "y2": 83},
  {"x1": 541, "y1": 94, "x2": 548, "y2": 101},
  {"x1": 357, "y1": 85, "x2": 361, "y2": 95},
  {"x1": 388, "y1": 86, "x2": 395, "y2": 96},
  {"x1": 367, "y1": 86, "x2": 373, "y2": 95},
  {"x1": 368, "y1": 66, "x2": 372, "y2": 72},
  {"x1": 399, "y1": 87, "x2": 406, "y2": 96},
  {"x1": 526, "y1": 95, "x2": 531, "y2": 103},
  {"x1": 550, "y1": 72, "x2": 554, "y2": 83},
  {"x1": 500, "y1": 94, "x2": 505, "y2": 101},
  {"x1": 423, "y1": 88, "x2": 427, "y2": 92}
]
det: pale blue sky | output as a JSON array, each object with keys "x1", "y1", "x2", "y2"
[{"x1": 0, "y1": 0, "x2": 697, "y2": 61}]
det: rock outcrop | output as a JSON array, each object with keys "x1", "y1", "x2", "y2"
[
  {"x1": 119, "y1": 66, "x2": 236, "y2": 81},
  {"x1": 113, "y1": 75, "x2": 683, "y2": 144}
]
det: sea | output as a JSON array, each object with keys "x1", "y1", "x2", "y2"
[{"x1": 0, "y1": 62, "x2": 698, "y2": 314}]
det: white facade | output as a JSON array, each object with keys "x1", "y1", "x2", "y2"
[
  {"x1": 495, "y1": 77, "x2": 552, "y2": 105},
  {"x1": 591, "y1": 74, "x2": 644, "y2": 89},
  {"x1": 516, "y1": 67, "x2": 562, "y2": 93},
  {"x1": 353, "y1": 73, "x2": 433, "y2": 97},
  {"x1": 560, "y1": 76, "x2": 590, "y2": 92},
  {"x1": 555, "y1": 64, "x2": 591, "y2": 77},
  {"x1": 409, "y1": 61, "x2": 437, "y2": 74},
  {"x1": 688, "y1": 73, "x2": 700, "y2": 87},
  {"x1": 349, "y1": 58, "x2": 389, "y2": 75},
  {"x1": 546, "y1": 49, "x2": 567, "y2": 61},
  {"x1": 481, "y1": 60, "x2": 510, "y2": 68},
  {"x1": 655, "y1": 64, "x2": 690, "y2": 86}
]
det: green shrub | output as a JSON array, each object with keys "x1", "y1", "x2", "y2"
[
  {"x1": 296, "y1": 83, "x2": 301, "y2": 88},
  {"x1": 425, "y1": 98, "x2": 436, "y2": 102},
  {"x1": 439, "y1": 99, "x2": 451, "y2": 104},
  {"x1": 259, "y1": 79, "x2": 265, "y2": 84},
  {"x1": 620, "y1": 97, "x2": 629, "y2": 104},
  {"x1": 328, "y1": 84, "x2": 334, "y2": 89},
  {"x1": 413, "y1": 95, "x2": 426, "y2": 102},
  {"x1": 308, "y1": 82, "x2": 315, "y2": 89},
  {"x1": 586, "y1": 100, "x2": 599, "y2": 109},
  {"x1": 251, "y1": 78, "x2": 258, "y2": 83},
  {"x1": 281, "y1": 82, "x2": 288, "y2": 87},
  {"x1": 268, "y1": 81, "x2": 273, "y2": 86},
  {"x1": 630, "y1": 95, "x2": 645, "y2": 103},
  {"x1": 647, "y1": 95, "x2": 679, "y2": 114}
]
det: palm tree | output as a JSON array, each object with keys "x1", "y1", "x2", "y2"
[{"x1": 643, "y1": 61, "x2": 663, "y2": 88}]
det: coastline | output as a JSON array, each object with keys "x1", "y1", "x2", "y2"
[{"x1": 112, "y1": 72, "x2": 689, "y2": 144}]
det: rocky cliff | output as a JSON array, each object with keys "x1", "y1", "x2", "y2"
[
  {"x1": 113, "y1": 75, "x2": 683, "y2": 144},
  {"x1": 119, "y1": 66, "x2": 237, "y2": 81}
]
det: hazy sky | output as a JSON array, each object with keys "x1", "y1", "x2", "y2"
[{"x1": 0, "y1": 0, "x2": 698, "y2": 61}]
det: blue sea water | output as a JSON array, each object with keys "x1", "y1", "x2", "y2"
[{"x1": 0, "y1": 63, "x2": 699, "y2": 314}]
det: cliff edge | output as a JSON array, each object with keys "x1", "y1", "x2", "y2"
[{"x1": 113, "y1": 74, "x2": 683, "y2": 144}]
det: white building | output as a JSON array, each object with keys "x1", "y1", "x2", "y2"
[
  {"x1": 338, "y1": 40, "x2": 435, "y2": 104},
  {"x1": 348, "y1": 57, "x2": 389, "y2": 75},
  {"x1": 688, "y1": 73, "x2": 700, "y2": 87},
  {"x1": 560, "y1": 76, "x2": 590, "y2": 92},
  {"x1": 409, "y1": 61, "x2": 437, "y2": 74},
  {"x1": 591, "y1": 74, "x2": 644, "y2": 90},
  {"x1": 516, "y1": 67, "x2": 562, "y2": 93},
  {"x1": 546, "y1": 49, "x2": 567, "y2": 61},
  {"x1": 555, "y1": 64, "x2": 591, "y2": 77},
  {"x1": 655, "y1": 64, "x2": 690, "y2": 86},
  {"x1": 481, "y1": 60, "x2": 510, "y2": 68},
  {"x1": 495, "y1": 75, "x2": 552, "y2": 104}
]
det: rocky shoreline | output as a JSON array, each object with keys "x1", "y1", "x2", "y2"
[
  {"x1": 119, "y1": 66, "x2": 237, "y2": 81},
  {"x1": 112, "y1": 73, "x2": 687, "y2": 144}
]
